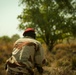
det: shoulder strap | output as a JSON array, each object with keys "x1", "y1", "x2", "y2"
[{"x1": 14, "y1": 41, "x2": 36, "y2": 50}]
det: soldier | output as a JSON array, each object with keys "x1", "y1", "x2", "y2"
[{"x1": 5, "y1": 28, "x2": 46, "y2": 75}]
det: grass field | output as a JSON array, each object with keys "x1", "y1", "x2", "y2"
[{"x1": 0, "y1": 42, "x2": 76, "y2": 75}]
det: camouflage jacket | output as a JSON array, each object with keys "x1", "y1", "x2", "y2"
[{"x1": 6, "y1": 37, "x2": 45, "y2": 72}]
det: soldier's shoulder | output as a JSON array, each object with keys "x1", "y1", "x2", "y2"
[{"x1": 14, "y1": 38, "x2": 26, "y2": 44}]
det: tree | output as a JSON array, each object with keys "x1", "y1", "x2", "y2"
[
  {"x1": 11, "y1": 34, "x2": 20, "y2": 42},
  {"x1": 55, "y1": 0, "x2": 73, "y2": 9},
  {"x1": 0, "y1": 36, "x2": 11, "y2": 43},
  {"x1": 18, "y1": 0, "x2": 76, "y2": 51}
]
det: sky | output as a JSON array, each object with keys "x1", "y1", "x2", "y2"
[{"x1": 0, "y1": 0, "x2": 23, "y2": 37}]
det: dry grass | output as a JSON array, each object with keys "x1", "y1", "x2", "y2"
[
  {"x1": 34, "y1": 66, "x2": 75, "y2": 75},
  {"x1": 0, "y1": 43, "x2": 76, "y2": 75},
  {"x1": 42, "y1": 43, "x2": 76, "y2": 75},
  {"x1": 53, "y1": 43, "x2": 70, "y2": 50}
]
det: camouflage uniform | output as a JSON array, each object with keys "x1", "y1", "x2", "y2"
[{"x1": 5, "y1": 37, "x2": 45, "y2": 75}]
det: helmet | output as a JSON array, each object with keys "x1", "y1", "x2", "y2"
[{"x1": 23, "y1": 28, "x2": 35, "y2": 36}]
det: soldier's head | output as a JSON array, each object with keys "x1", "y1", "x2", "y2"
[{"x1": 23, "y1": 28, "x2": 36, "y2": 39}]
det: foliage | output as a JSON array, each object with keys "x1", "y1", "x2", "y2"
[
  {"x1": 36, "y1": 36, "x2": 44, "y2": 44},
  {"x1": 0, "y1": 35, "x2": 11, "y2": 42},
  {"x1": 0, "y1": 34, "x2": 20, "y2": 74},
  {"x1": 18, "y1": 0, "x2": 76, "y2": 51},
  {"x1": 11, "y1": 34, "x2": 20, "y2": 42}
]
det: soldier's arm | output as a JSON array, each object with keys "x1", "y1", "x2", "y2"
[{"x1": 35, "y1": 42, "x2": 46, "y2": 73}]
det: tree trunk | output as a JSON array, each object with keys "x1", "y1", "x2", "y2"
[
  {"x1": 46, "y1": 40, "x2": 54, "y2": 51},
  {"x1": 49, "y1": 43, "x2": 54, "y2": 51}
]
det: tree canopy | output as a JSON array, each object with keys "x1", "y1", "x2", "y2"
[{"x1": 18, "y1": 0, "x2": 76, "y2": 51}]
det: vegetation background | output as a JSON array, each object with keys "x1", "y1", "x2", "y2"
[
  {"x1": 0, "y1": 0, "x2": 76, "y2": 75},
  {"x1": 0, "y1": 34, "x2": 76, "y2": 75}
]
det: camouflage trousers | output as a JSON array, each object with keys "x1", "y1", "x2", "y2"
[
  {"x1": 6, "y1": 69, "x2": 31, "y2": 75},
  {"x1": 6, "y1": 69, "x2": 43, "y2": 75}
]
